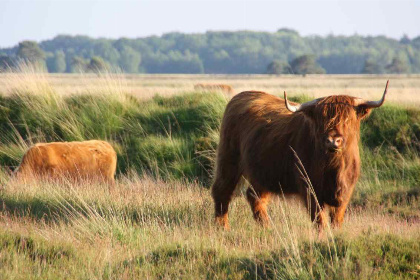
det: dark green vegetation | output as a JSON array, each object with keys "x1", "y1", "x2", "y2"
[
  {"x1": 1, "y1": 29, "x2": 419, "y2": 74},
  {"x1": 0, "y1": 229, "x2": 418, "y2": 279}
]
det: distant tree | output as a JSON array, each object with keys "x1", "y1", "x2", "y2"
[
  {"x1": 46, "y1": 50, "x2": 66, "y2": 73},
  {"x1": 318, "y1": 53, "x2": 366, "y2": 74},
  {"x1": 0, "y1": 55, "x2": 14, "y2": 71},
  {"x1": 361, "y1": 59, "x2": 382, "y2": 74},
  {"x1": 266, "y1": 60, "x2": 291, "y2": 74},
  {"x1": 118, "y1": 46, "x2": 141, "y2": 73},
  {"x1": 412, "y1": 36, "x2": 420, "y2": 49},
  {"x1": 290, "y1": 55, "x2": 325, "y2": 75},
  {"x1": 277, "y1": 28, "x2": 300, "y2": 36},
  {"x1": 93, "y1": 41, "x2": 120, "y2": 66},
  {"x1": 386, "y1": 57, "x2": 410, "y2": 73},
  {"x1": 71, "y1": 56, "x2": 88, "y2": 72},
  {"x1": 63, "y1": 49, "x2": 75, "y2": 72},
  {"x1": 17, "y1": 41, "x2": 46, "y2": 67},
  {"x1": 87, "y1": 56, "x2": 109, "y2": 73},
  {"x1": 399, "y1": 34, "x2": 411, "y2": 45},
  {"x1": 144, "y1": 50, "x2": 204, "y2": 74},
  {"x1": 172, "y1": 51, "x2": 204, "y2": 74}
]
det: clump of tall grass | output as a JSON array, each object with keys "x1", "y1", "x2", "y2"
[
  {"x1": 0, "y1": 65, "x2": 227, "y2": 184},
  {"x1": 1, "y1": 61, "x2": 54, "y2": 96}
]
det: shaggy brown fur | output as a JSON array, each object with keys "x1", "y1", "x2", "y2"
[
  {"x1": 194, "y1": 83, "x2": 234, "y2": 94},
  {"x1": 15, "y1": 140, "x2": 117, "y2": 184},
  {"x1": 212, "y1": 91, "x2": 375, "y2": 229}
]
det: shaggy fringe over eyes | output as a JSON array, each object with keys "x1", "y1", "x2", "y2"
[{"x1": 315, "y1": 96, "x2": 357, "y2": 131}]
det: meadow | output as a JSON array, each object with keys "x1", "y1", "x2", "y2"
[{"x1": 0, "y1": 66, "x2": 419, "y2": 279}]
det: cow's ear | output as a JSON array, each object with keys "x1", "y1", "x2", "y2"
[{"x1": 356, "y1": 106, "x2": 372, "y2": 120}]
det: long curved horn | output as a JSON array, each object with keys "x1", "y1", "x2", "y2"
[
  {"x1": 284, "y1": 91, "x2": 321, "y2": 113},
  {"x1": 284, "y1": 91, "x2": 300, "y2": 112},
  {"x1": 355, "y1": 80, "x2": 389, "y2": 108}
]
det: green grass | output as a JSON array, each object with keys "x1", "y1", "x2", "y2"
[{"x1": 3, "y1": 231, "x2": 416, "y2": 279}]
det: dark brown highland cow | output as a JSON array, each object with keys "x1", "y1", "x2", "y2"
[{"x1": 212, "y1": 81, "x2": 389, "y2": 229}]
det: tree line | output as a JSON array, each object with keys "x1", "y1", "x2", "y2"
[{"x1": 0, "y1": 29, "x2": 419, "y2": 74}]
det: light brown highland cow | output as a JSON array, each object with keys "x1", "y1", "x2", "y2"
[{"x1": 15, "y1": 140, "x2": 117, "y2": 184}]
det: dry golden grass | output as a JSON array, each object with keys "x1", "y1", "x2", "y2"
[
  {"x1": 0, "y1": 175, "x2": 419, "y2": 278},
  {"x1": 1, "y1": 71, "x2": 419, "y2": 106},
  {"x1": 1, "y1": 175, "x2": 418, "y2": 246}
]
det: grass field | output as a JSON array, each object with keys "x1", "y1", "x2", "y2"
[{"x1": 0, "y1": 67, "x2": 419, "y2": 279}]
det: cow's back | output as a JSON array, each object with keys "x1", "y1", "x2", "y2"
[
  {"x1": 220, "y1": 91, "x2": 294, "y2": 154},
  {"x1": 16, "y1": 140, "x2": 117, "y2": 183}
]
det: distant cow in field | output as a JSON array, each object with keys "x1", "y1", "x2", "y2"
[
  {"x1": 15, "y1": 140, "x2": 117, "y2": 184},
  {"x1": 194, "y1": 83, "x2": 234, "y2": 94},
  {"x1": 212, "y1": 81, "x2": 389, "y2": 229}
]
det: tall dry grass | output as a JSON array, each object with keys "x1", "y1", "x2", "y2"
[{"x1": 1, "y1": 173, "x2": 419, "y2": 279}]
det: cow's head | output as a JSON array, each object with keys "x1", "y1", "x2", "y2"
[
  {"x1": 284, "y1": 81, "x2": 389, "y2": 206},
  {"x1": 284, "y1": 81, "x2": 389, "y2": 156}
]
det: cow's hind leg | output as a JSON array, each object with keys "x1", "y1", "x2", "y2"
[
  {"x1": 211, "y1": 162, "x2": 241, "y2": 230},
  {"x1": 246, "y1": 188, "x2": 271, "y2": 226}
]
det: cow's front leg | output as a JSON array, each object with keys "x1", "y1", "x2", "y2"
[
  {"x1": 329, "y1": 186, "x2": 355, "y2": 227},
  {"x1": 306, "y1": 195, "x2": 328, "y2": 229},
  {"x1": 329, "y1": 200, "x2": 350, "y2": 228}
]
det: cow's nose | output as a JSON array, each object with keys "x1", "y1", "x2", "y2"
[{"x1": 325, "y1": 136, "x2": 343, "y2": 151}]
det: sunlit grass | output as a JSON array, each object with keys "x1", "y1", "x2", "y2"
[{"x1": 0, "y1": 175, "x2": 419, "y2": 279}]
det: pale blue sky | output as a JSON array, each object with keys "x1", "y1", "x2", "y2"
[{"x1": 0, "y1": 0, "x2": 419, "y2": 48}]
